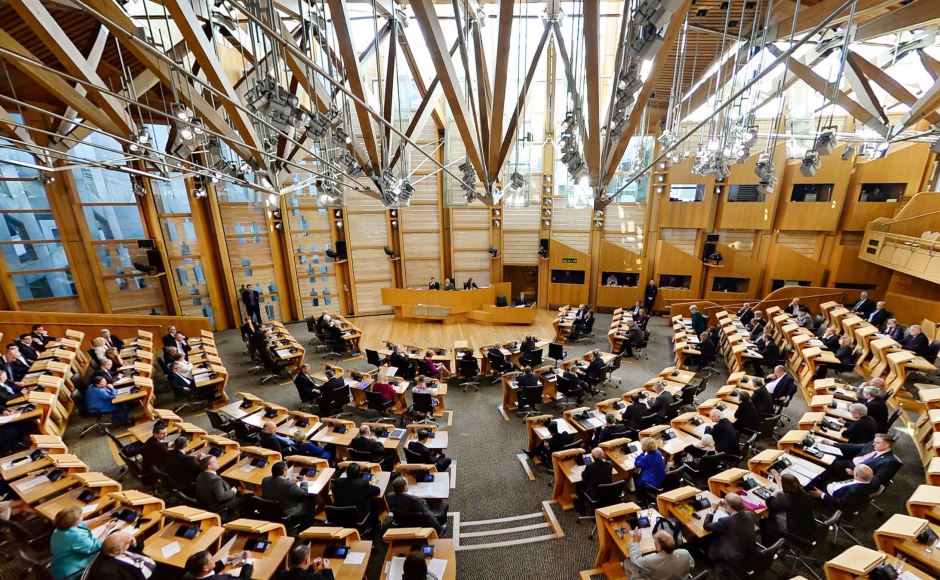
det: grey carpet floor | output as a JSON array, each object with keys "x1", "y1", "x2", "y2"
[{"x1": 2, "y1": 314, "x2": 930, "y2": 580}]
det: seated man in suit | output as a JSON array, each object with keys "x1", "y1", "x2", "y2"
[
  {"x1": 487, "y1": 343, "x2": 514, "y2": 374},
  {"x1": 860, "y1": 384, "x2": 889, "y2": 431},
  {"x1": 261, "y1": 461, "x2": 313, "y2": 524},
  {"x1": 705, "y1": 408, "x2": 740, "y2": 456},
  {"x1": 737, "y1": 303, "x2": 755, "y2": 326},
  {"x1": 820, "y1": 327, "x2": 840, "y2": 351},
  {"x1": 386, "y1": 476, "x2": 448, "y2": 535},
  {"x1": 733, "y1": 391, "x2": 761, "y2": 435},
  {"x1": 316, "y1": 369, "x2": 346, "y2": 411},
  {"x1": 696, "y1": 332, "x2": 717, "y2": 368},
  {"x1": 577, "y1": 447, "x2": 613, "y2": 513},
  {"x1": 168, "y1": 361, "x2": 195, "y2": 398},
  {"x1": 843, "y1": 403, "x2": 879, "y2": 444},
  {"x1": 0, "y1": 370, "x2": 21, "y2": 405},
  {"x1": 30, "y1": 324, "x2": 54, "y2": 350},
  {"x1": 100, "y1": 328, "x2": 125, "y2": 350},
  {"x1": 464, "y1": 278, "x2": 479, "y2": 290},
  {"x1": 331, "y1": 463, "x2": 381, "y2": 525},
  {"x1": 164, "y1": 436, "x2": 201, "y2": 489},
  {"x1": 517, "y1": 366, "x2": 539, "y2": 387},
  {"x1": 808, "y1": 464, "x2": 875, "y2": 512},
  {"x1": 87, "y1": 532, "x2": 156, "y2": 580},
  {"x1": 623, "y1": 528, "x2": 694, "y2": 580},
  {"x1": 764, "y1": 365, "x2": 797, "y2": 408},
  {"x1": 559, "y1": 364, "x2": 589, "y2": 404},
  {"x1": 277, "y1": 545, "x2": 332, "y2": 580},
  {"x1": 428, "y1": 276, "x2": 441, "y2": 290},
  {"x1": 621, "y1": 393, "x2": 649, "y2": 432},
  {"x1": 185, "y1": 549, "x2": 255, "y2": 580},
  {"x1": 293, "y1": 364, "x2": 320, "y2": 402},
  {"x1": 902, "y1": 324, "x2": 930, "y2": 358},
  {"x1": 92, "y1": 357, "x2": 123, "y2": 385},
  {"x1": 166, "y1": 332, "x2": 191, "y2": 361},
  {"x1": 648, "y1": 382, "x2": 674, "y2": 420},
  {"x1": 407, "y1": 429, "x2": 451, "y2": 472},
  {"x1": 141, "y1": 420, "x2": 170, "y2": 480},
  {"x1": 584, "y1": 350, "x2": 605, "y2": 383},
  {"x1": 849, "y1": 292, "x2": 875, "y2": 317},
  {"x1": 528, "y1": 419, "x2": 572, "y2": 466},
  {"x1": 443, "y1": 278, "x2": 456, "y2": 291},
  {"x1": 573, "y1": 309, "x2": 595, "y2": 335},
  {"x1": 195, "y1": 455, "x2": 247, "y2": 519},
  {"x1": 3, "y1": 346, "x2": 30, "y2": 383},
  {"x1": 702, "y1": 493, "x2": 758, "y2": 568},
  {"x1": 751, "y1": 383, "x2": 774, "y2": 417},
  {"x1": 350, "y1": 425, "x2": 390, "y2": 470},
  {"x1": 388, "y1": 345, "x2": 412, "y2": 375},
  {"x1": 13, "y1": 335, "x2": 38, "y2": 363},
  {"x1": 808, "y1": 432, "x2": 902, "y2": 489},
  {"x1": 748, "y1": 313, "x2": 767, "y2": 341},
  {"x1": 751, "y1": 331, "x2": 780, "y2": 376},
  {"x1": 162, "y1": 326, "x2": 178, "y2": 349},
  {"x1": 514, "y1": 291, "x2": 527, "y2": 306},
  {"x1": 519, "y1": 336, "x2": 537, "y2": 353},
  {"x1": 595, "y1": 413, "x2": 629, "y2": 445},
  {"x1": 619, "y1": 321, "x2": 642, "y2": 358},
  {"x1": 867, "y1": 301, "x2": 890, "y2": 328},
  {"x1": 884, "y1": 318, "x2": 905, "y2": 342},
  {"x1": 260, "y1": 422, "x2": 295, "y2": 454}
]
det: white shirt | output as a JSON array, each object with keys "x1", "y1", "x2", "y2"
[
  {"x1": 114, "y1": 552, "x2": 155, "y2": 578},
  {"x1": 826, "y1": 479, "x2": 859, "y2": 496},
  {"x1": 765, "y1": 376, "x2": 783, "y2": 395}
]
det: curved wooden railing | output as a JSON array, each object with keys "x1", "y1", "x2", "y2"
[
  {"x1": 667, "y1": 286, "x2": 846, "y2": 323},
  {"x1": 0, "y1": 311, "x2": 212, "y2": 348}
]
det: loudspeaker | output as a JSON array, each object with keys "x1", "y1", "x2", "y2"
[
  {"x1": 137, "y1": 239, "x2": 155, "y2": 249},
  {"x1": 146, "y1": 249, "x2": 164, "y2": 273},
  {"x1": 538, "y1": 238, "x2": 549, "y2": 258},
  {"x1": 702, "y1": 242, "x2": 716, "y2": 262},
  {"x1": 335, "y1": 240, "x2": 347, "y2": 260}
]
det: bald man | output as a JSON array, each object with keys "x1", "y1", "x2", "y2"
[
  {"x1": 704, "y1": 408, "x2": 739, "y2": 456},
  {"x1": 259, "y1": 421, "x2": 295, "y2": 454},
  {"x1": 703, "y1": 493, "x2": 758, "y2": 567},
  {"x1": 87, "y1": 531, "x2": 156, "y2": 579},
  {"x1": 809, "y1": 464, "x2": 875, "y2": 512},
  {"x1": 577, "y1": 448, "x2": 612, "y2": 514},
  {"x1": 624, "y1": 528, "x2": 694, "y2": 580}
]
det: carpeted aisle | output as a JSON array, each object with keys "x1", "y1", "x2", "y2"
[{"x1": 15, "y1": 314, "x2": 928, "y2": 580}]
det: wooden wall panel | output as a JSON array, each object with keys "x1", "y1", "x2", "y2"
[
  {"x1": 353, "y1": 280, "x2": 391, "y2": 313},
  {"x1": 552, "y1": 231, "x2": 591, "y2": 254},
  {"x1": 504, "y1": 206, "x2": 541, "y2": 229},
  {"x1": 403, "y1": 233, "x2": 442, "y2": 259},
  {"x1": 660, "y1": 228, "x2": 698, "y2": 255},
  {"x1": 717, "y1": 230, "x2": 755, "y2": 252},
  {"x1": 716, "y1": 144, "x2": 785, "y2": 231},
  {"x1": 827, "y1": 235, "x2": 891, "y2": 297},
  {"x1": 403, "y1": 258, "x2": 441, "y2": 288},
  {"x1": 703, "y1": 243, "x2": 762, "y2": 300},
  {"x1": 776, "y1": 232, "x2": 819, "y2": 258},
  {"x1": 402, "y1": 205, "x2": 440, "y2": 231},
  {"x1": 762, "y1": 239, "x2": 827, "y2": 295},
  {"x1": 652, "y1": 240, "x2": 703, "y2": 311},
  {"x1": 775, "y1": 144, "x2": 854, "y2": 231},
  {"x1": 841, "y1": 143, "x2": 931, "y2": 231},
  {"x1": 218, "y1": 201, "x2": 282, "y2": 323},
  {"x1": 603, "y1": 203, "x2": 646, "y2": 253},
  {"x1": 548, "y1": 240, "x2": 590, "y2": 306},
  {"x1": 885, "y1": 272, "x2": 940, "y2": 324},
  {"x1": 451, "y1": 208, "x2": 490, "y2": 229},
  {"x1": 346, "y1": 212, "x2": 389, "y2": 248},
  {"x1": 345, "y1": 209, "x2": 392, "y2": 314},
  {"x1": 595, "y1": 240, "x2": 645, "y2": 309},
  {"x1": 503, "y1": 230, "x2": 540, "y2": 265},
  {"x1": 660, "y1": 156, "x2": 716, "y2": 229},
  {"x1": 351, "y1": 247, "x2": 391, "y2": 283}
]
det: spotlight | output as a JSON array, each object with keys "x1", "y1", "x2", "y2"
[
  {"x1": 132, "y1": 183, "x2": 146, "y2": 197},
  {"x1": 841, "y1": 144, "x2": 855, "y2": 160},
  {"x1": 192, "y1": 187, "x2": 207, "y2": 199},
  {"x1": 36, "y1": 172, "x2": 55, "y2": 184},
  {"x1": 488, "y1": 246, "x2": 499, "y2": 258},
  {"x1": 800, "y1": 150, "x2": 820, "y2": 177},
  {"x1": 754, "y1": 153, "x2": 773, "y2": 180},
  {"x1": 171, "y1": 102, "x2": 193, "y2": 122},
  {"x1": 814, "y1": 128, "x2": 838, "y2": 156}
]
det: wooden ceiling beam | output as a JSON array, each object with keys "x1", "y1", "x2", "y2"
[
  {"x1": 495, "y1": 23, "x2": 551, "y2": 175},
  {"x1": 327, "y1": 0, "x2": 383, "y2": 173},
  {"x1": 893, "y1": 76, "x2": 940, "y2": 136},
  {"x1": 770, "y1": 0, "x2": 898, "y2": 41},
  {"x1": 855, "y1": 0, "x2": 940, "y2": 43},
  {"x1": 845, "y1": 50, "x2": 940, "y2": 126},
  {"x1": 0, "y1": 102, "x2": 48, "y2": 164},
  {"x1": 917, "y1": 48, "x2": 940, "y2": 81},
  {"x1": 602, "y1": 0, "x2": 691, "y2": 188},
  {"x1": 12, "y1": 0, "x2": 135, "y2": 136},
  {"x1": 410, "y1": 0, "x2": 484, "y2": 180},
  {"x1": 584, "y1": 0, "x2": 601, "y2": 186},
  {"x1": 488, "y1": 0, "x2": 514, "y2": 174},
  {"x1": 382, "y1": 22, "x2": 398, "y2": 155},
  {"x1": 472, "y1": 19, "x2": 492, "y2": 170},
  {"x1": 52, "y1": 24, "x2": 109, "y2": 139},
  {"x1": 844, "y1": 53, "x2": 889, "y2": 126}
]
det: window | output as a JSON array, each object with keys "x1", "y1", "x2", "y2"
[
  {"x1": 286, "y1": 182, "x2": 339, "y2": 318},
  {"x1": 858, "y1": 183, "x2": 904, "y2": 202},
  {"x1": 727, "y1": 184, "x2": 765, "y2": 202},
  {"x1": 659, "y1": 275, "x2": 692, "y2": 289},
  {"x1": 669, "y1": 184, "x2": 705, "y2": 202},
  {"x1": 551, "y1": 269, "x2": 586, "y2": 285},
  {"x1": 834, "y1": 282, "x2": 878, "y2": 290},
  {"x1": 790, "y1": 183, "x2": 833, "y2": 202},
  {"x1": 602, "y1": 272, "x2": 639, "y2": 287},
  {"x1": 770, "y1": 279, "x2": 810, "y2": 291},
  {"x1": 711, "y1": 277, "x2": 750, "y2": 293}
]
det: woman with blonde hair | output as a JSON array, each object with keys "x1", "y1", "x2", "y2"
[
  {"x1": 50, "y1": 506, "x2": 109, "y2": 579},
  {"x1": 91, "y1": 336, "x2": 109, "y2": 363},
  {"x1": 634, "y1": 437, "x2": 666, "y2": 505}
]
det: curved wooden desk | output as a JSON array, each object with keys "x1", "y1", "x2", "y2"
[{"x1": 381, "y1": 282, "x2": 537, "y2": 324}]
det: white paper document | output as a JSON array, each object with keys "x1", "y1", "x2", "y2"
[
  {"x1": 161, "y1": 541, "x2": 181, "y2": 558},
  {"x1": 344, "y1": 552, "x2": 366, "y2": 565}
]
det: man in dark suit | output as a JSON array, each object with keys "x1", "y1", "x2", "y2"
[
  {"x1": 162, "y1": 326, "x2": 178, "y2": 349},
  {"x1": 100, "y1": 328, "x2": 124, "y2": 350},
  {"x1": 643, "y1": 279, "x2": 658, "y2": 312},
  {"x1": 2, "y1": 346, "x2": 30, "y2": 382},
  {"x1": 902, "y1": 325, "x2": 930, "y2": 358},
  {"x1": 332, "y1": 462, "x2": 381, "y2": 523},
  {"x1": 584, "y1": 351, "x2": 605, "y2": 383},
  {"x1": 867, "y1": 301, "x2": 890, "y2": 328},
  {"x1": 860, "y1": 383, "x2": 889, "y2": 431},
  {"x1": 748, "y1": 315, "x2": 767, "y2": 341},
  {"x1": 259, "y1": 422, "x2": 296, "y2": 454},
  {"x1": 13, "y1": 335, "x2": 38, "y2": 363},
  {"x1": 697, "y1": 332, "x2": 717, "y2": 368},
  {"x1": 350, "y1": 425, "x2": 390, "y2": 469},
  {"x1": 843, "y1": 403, "x2": 879, "y2": 444},
  {"x1": 388, "y1": 345, "x2": 411, "y2": 375},
  {"x1": 849, "y1": 292, "x2": 875, "y2": 318},
  {"x1": 622, "y1": 393, "x2": 649, "y2": 431},
  {"x1": 785, "y1": 298, "x2": 802, "y2": 318},
  {"x1": 649, "y1": 383, "x2": 674, "y2": 420},
  {"x1": 595, "y1": 413, "x2": 629, "y2": 445},
  {"x1": 689, "y1": 305, "x2": 707, "y2": 336},
  {"x1": 87, "y1": 532, "x2": 156, "y2": 580},
  {"x1": 703, "y1": 493, "x2": 758, "y2": 567},
  {"x1": 141, "y1": 421, "x2": 169, "y2": 479},
  {"x1": 168, "y1": 362, "x2": 194, "y2": 398},
  {"x1": 184, "y1": 549, "x2": 254, "y2": 580},
  {"x1": 30, "y1": 325, "x2": 53, "y2": 349},
  {"x1": 620, "y1": 321, "x2": 642, "y2": 357},
  {"x1": 407, "y1": 429, "x2": 452, "y2": 472},
  {"x1": 261, "y1": 461, "x2": 312, "y2": 522},
  {"x1": 386, "y1": 476, "x2": 448, "y2": 535},
  {"x1": 705, "y1": 409, "x2": 740, "y2": 456},
  {"x1": 577, "y1": 447, "x2": 613, "y2": 512},
  {"x1": 809, "y1": 464, "x2": 875, "y2": 512},
  {"x1": 167, "y1": 332, "x2": 191, "y2": 359},
  {"x1": 195, "y1": 455, "x2": 247, "y2": 519},
  {"x1": 884, "y1": 319, "x2": 905, "y2": 342},
  {"x1": 809, "y1": 433, "x2": 902, "y2": 489},
  {"x1": 0, "y1": 370, "x2": 20, "y2": 405},
  {"x1": 765, "y1": 366, "x2": 797, "y2": 407},
  {"x1": 737, "y1": 303, "x2": 755, "y2": 326},
  {"x1": 164, "y1": 436, "x2": 201, "y2": 489},
  {"x1": 277, "y1": 545, "x2": 332, "y2": 580},
  {"x1": 752, "y1": 332, "x2": 780, "y2": 376},
  {"x1": 316, "y1": 369, "x2": 346, "y2": 410},
  {"x1": 517, "y1": 367, "x2": 539, "y2": 387},
  {"x1": 92, "y1": 358, "x2": 123, "y2": 385},
  {"x1": 428, "y1": 276, "x2": 441, "y2": 290},
  {"x1": 559, "y1": 366, "x2": 589, "y2": 404},
  {"x1": 293, "y1": 364, "x2": 320, "y2": 402},
  {"x1": 528, "y1": 419, "x2": 572, "y2": 465},
  {"x1": 241, "y1": 284, "x2": 262, "y2": 325},
  {"x1": 487, "y1": 343, "x2": 514, "y2": 374},
  {"x1": 751, "y1": 384, "x2": 774, "y2": 417}
]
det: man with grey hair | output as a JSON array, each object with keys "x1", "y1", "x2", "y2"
[
  {"x1": 808, "y1": 464, "x2": 875, "y2": 512},
  {"x1": 690, "y1": 304, "x2": 707, "y2": 335},
  {"x1": 902, "y1": 324, "x2": 930, "y2": 358},
  {"x1": 868, "y1": 300, "x2": 890, "y2": 328},
  {"x1": 87, "y1": 531, "x2": 155, "y2": 579},
  {"x1": 703, "y1": 493, "x2": 757, "y2": 567},
  {"x1": 860, "y1": 380, "x2": 888, "y2": 431},
  {"x1": 624, "y1": 527, "x2": 694, "y2": 580},
  {"x1": 843, "y1": 403, "x2": 878, "y2": 444}
]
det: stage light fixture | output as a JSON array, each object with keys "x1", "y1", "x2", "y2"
[{"x1": 800, "y1": 151, "x2": 821, "y2": 177}]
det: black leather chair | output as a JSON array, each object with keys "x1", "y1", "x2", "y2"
[
  {"x1": 411, "y1": 392, "x2": 436, "y2": 424},
  {"x1": 205, "y1": 409, "x2": 237, "y2": 437},
  {"x1": 548, "y1": 343, "x2": 567, "y2": 366},
  {"x1": 725, "y1": 538, "x2": 784, "y2": 577},
  {"x1": 403, "y1": 447, "x2": 424, "y2": 464},
  {"x1": 365, "y1": 348, "x2": 385, "y2": 371},
  {"x1": 577, "y1": 480, "x2": 626, "y2": 538},
  {"x1": 456, "y1": 358, "x2": 481, "y2": 392},
  {"x1": 520, "y1": 348, "x2": 543, "y2": 368},
  {"x1": 365, "y1": 390, "x2": 394, "y2": 421},
  {"x1": 516, "y1": 384, "x2": 544, "y2": 419},
  {"x1": 325, "y1": 505, "x2": 372, "y2": 535},
  {"x1": 347, "y1": 448, "x2": 374, "y2": 462}
]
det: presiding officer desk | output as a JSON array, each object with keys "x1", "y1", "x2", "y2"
[{"x1": 381, "y1": 282, "x2": 537, "y2": 324}]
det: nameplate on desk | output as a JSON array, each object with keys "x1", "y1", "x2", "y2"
[
  {"x1": 161, "y1": 541, "x2": 182, "y2": 558},
  {"x1": 18, "y1": 474, "x2": 49, "y2": 490},
  {"x1": 276, "y1": 349, "x2": 293, "y2": 357}
]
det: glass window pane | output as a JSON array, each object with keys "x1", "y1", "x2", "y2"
[
  {"x1": 0, "y1": 179, "x2": 49, "y2": 210},
  {"x1": 84, "y1": 206, "x2": 145, "y2": 240},
  {"x1": 1, "y1": 242, "x2": 68, "y2": 272},
  {"x1": 1, "y1": 212, "x2": 58, "y2": 242},
  {"x1": 12, "y1": 271, "x2": 76, "y2": 299},
  {"x1": 73, "y1": 167, "x2": 135, "y2": 203},
  {"x1": 152, "y1": 177, "x2": 192, "y2": 214}
]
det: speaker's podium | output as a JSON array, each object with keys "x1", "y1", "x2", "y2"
[{"x1": 381, "y1": 282, "x2": 537, "y2": 324}]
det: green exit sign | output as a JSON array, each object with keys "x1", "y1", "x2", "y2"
[{"x1": 562, "y1": 257, "x2": 578, "y2": 264}]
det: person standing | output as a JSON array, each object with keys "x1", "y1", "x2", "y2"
[
  {"x1": 644, "y1": 279, "x2": 658, "y2": 313},
  {"x1": 241, "y1": 284, "x2": 262, "y2": 325}
]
